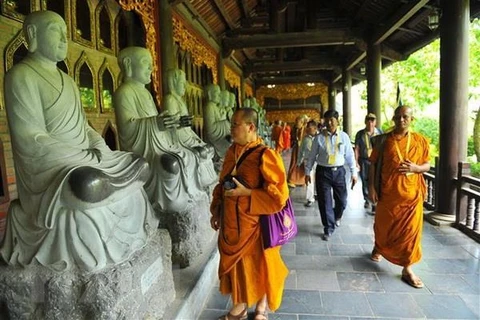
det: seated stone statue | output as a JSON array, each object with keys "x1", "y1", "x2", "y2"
[
  {"x1": 162, "y1": 68, "x2": 216, "y2": 186},
  {"x1": 203, "y1": 84, "x2": 231, "y2": 158},
  {"x1": 0, "y1": 11, "x2": 157, "y2": 272},
  {"x1": 113, "y1": 47, "x2": 209, "y2": 213},
  {"x1": 227, "y1": 92, "x2": 236, "y2": 120}
]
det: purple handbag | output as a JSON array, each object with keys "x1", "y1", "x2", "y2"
[{"x1": 260, "y1": 197, "x2": 297, "y2": 248}]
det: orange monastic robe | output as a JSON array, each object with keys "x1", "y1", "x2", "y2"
[
  {"x1": 370, "y1": 132, "x2": 430, "y2": 266},
  {"x1": 210, "y1": 138, "x2": 289, "y2": 311},
  {"x1": 271, "y1": 125, "x2": 284, "y2": 153}
]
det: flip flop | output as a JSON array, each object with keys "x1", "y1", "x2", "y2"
[
  {"x1": 401, "y1": 273, "x2": 424, "y2": 289},
  {"x1": 254, "y1": 309, "x2": 268, "y2": 320},
  {"x1": 370, "y1": 248, "x2": 383, "y2": 262},
  {"x1": 218, "y1": 307, "x2": 248, "y2": 320}
]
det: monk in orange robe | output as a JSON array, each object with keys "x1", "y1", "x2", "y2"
[
  {"x1": 282, "y1": 123, "x2": 291, "y2": 151},
  {"x1": 287, "y1": 115, "x2": 308, "y2": 187},
  {"x1": 368, "y1": 105, "x2": 430, "y2": 289},
  {"x1": 271, "y1": 120, "x2": 284, "y2": 153},
  {"x1": 210, "y1": 108, "x2": 289, "y2": 320}
]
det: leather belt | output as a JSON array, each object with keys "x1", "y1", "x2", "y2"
[{"x1": 317, "y1": 165, "x2": 343, "y2": 171}]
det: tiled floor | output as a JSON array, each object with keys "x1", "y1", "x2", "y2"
[{"x1": 199, "y1": 151, "x2": 480, "y2": 320}]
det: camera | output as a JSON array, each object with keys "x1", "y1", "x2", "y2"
[{"x1": 223, "y1": 174, "x2": 237, "y2": 190}]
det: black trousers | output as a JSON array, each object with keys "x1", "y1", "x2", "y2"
[
  {"x1": 315, "y1": 165, "x2": 348, "y2": 235},
  {"x1": 359, "y1": 158, "x2": 371, "y2": 202}
]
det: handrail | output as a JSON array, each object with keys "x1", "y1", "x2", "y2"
[{"x1": 422, "y1": 160, "x2": 479, "y2": 243}]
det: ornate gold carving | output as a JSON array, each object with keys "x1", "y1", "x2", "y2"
[
  {"x1": 224, "y1": 65, "x2": 240, "y2": 88},
  {"x1": 119, "y1": 0, "x2": 162, "y2": 105},
  {"x1": 245, "y1": 83, "x2": 253, "y2": 98},
  {"x1": 256, "y1": 83, "x2": 328, "y2": 109},
  {"x1": 98, "y1": 58, "x2": 115, "y2": 113},
  {"x1": 172, "y1": 15, "x2": 218, "y2": 84},
  {"x1": 74, "y1": 51, "x2": 98, "y2": 111},
  {"x1": 1, "y1": 0, "x2": 36, "y2": 22},
  {"x1": 95, "y1": 2, "x2": 114, "y2": 55},
  {"x1": 266, "y1": 109, "x2": 321, "y2": 124},
  {"x1": 4, "y1": 29, "x2": 26, "y2": 72},
  {"x1": 71, "y1": 0, "x2": 94, "y2": 47}
]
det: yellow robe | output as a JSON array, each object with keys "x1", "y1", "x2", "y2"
[
  {"x1": 370, "y1": 132, "x2": 430, "y2": 266},
  {"x1": 210, "y1": 138, "x2": 289, "y2": 311}
]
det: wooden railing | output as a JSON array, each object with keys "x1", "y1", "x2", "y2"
[
  {"x1": 455, "y1": 162, "x2": 480, "y2": 242},
  {"x1": 423, "y1": 160, "x2": 480, "y2": 242}
]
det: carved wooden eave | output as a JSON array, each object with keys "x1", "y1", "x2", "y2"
[
  {"x1": 245, "y1": 83, "x2": 253, "y2": 99},
  {"x1": 172, "y1": 14, "x2": 218, "y2": 84},
  {"x1": 118, "y1": 0, "x2": 162, "y2": 104},
  {"x1": 256, "y1": 83, "x2": 328, "y2": 109},
  {"x1": 266, "y1": 109, "x2": 321, "y2": 125},
  {"x1": 224, "y1": 65, "x2": 240, "y2": 88}
]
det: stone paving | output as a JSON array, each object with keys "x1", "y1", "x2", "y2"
[{"x1": 199, "y1": 151, "x2": 480, "y2": 320}]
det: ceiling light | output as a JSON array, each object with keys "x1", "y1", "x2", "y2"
[
  {"x1": 360, "y1": 65, "x2": 366, "y2": 75},
  {"x1": 428, "y1": 9, "x2": 440, "y2": 31},
  {"x1": 267, "y1": 84, "x2": 276, "y2": 88},
  {"x1": 307, "y1": 83, "x2": 315, "y2": 87}
]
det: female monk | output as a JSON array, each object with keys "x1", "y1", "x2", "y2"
[{"x1": 210, "y1": 108, "x2": 289, "y2": 320}]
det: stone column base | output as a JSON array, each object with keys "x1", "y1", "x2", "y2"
[
  {"x1": 424, "y1": 211, "x2": 456, "y2": 226},
  {"x1": 0, "y1": 229, "x2": 175, "y2": 320}
]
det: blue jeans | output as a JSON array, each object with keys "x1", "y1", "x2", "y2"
[{"x1": 315, "y1": 166, "x2": 348, "y2": 235}]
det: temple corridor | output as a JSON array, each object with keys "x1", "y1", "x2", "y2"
[{"x1": 198, "y1": 150, "x2": 480, "y2": 320}]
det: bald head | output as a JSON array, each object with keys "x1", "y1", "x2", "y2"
[
  {"x1": 23, "y1": 10, "x2": 67, "y2": 62},
  {"x1": 235, "y1": 108, "x2": 258, "y2": 130},
  {"x1": 118, "y1": 47, "x2": 150, "y2": 73}
]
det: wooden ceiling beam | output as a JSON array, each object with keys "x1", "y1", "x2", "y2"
[
  {"x1": 181, "y1": 1, "x2": 218, "y2": 41},
  {"x1": 223, "y1": 30, "x2": 357, "y2": 50},
  {"x1": 246, "y1": 60, "x2": 341, "y2": 74},
  {"x1": 255, "y1": 75, "x2": 328, "y2": 86},
  {"x1": 372, "y1": 0, "x2": 429, "y2": 45},
  {"x1": 238, "y1": 0, "x2": 250, "y2": 21},
  {"x1": 212, "y1": 0, "x2": 236, "y2": 30}
]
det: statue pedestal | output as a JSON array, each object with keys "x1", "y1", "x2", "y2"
[
  {"x1": 0, "y1": 229, "x2": 175, "y2": 320},
  {"x1": 161, "y1": 192, "x2": 216, "y2": 268}
]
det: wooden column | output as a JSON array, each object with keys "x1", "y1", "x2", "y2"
[
  {"x1": 342, "y1": 69, "x2": 352, "y2": 136},
  {"x1": 367, "y1": 43, "x2": 381, "y2": 126},
  {"x1": 328, "y1": 81, "x2": 337, "y2": 112},
  {"x1": 436, "y1": 0, "x2": 469, "y2": 216},
  {"x1": 159, "y1": 0, "x2": 174, "y2": 95}
]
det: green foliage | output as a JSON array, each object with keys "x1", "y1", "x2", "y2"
[
  {"x1": 79, "y1": 87, "x2": 95, "y2": 109},
  {"x1": 102, "y1": 90, "x2": 112, "y2": 110},
  {"x1": 470, "y1": 162, "x2": 480, "y2": 178},
  {"x1": 412, "y1": 117, "x2": 439, "y2": 149},
  {"x1": 468, "y1": 136, "x2": 475, "y2": 157}
]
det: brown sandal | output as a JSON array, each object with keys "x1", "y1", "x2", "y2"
[
  {"x1": 254, "y1": 309, "x2": 268, "y2": 320},
  {"x1": 370, "y1": 248, "x2": 383, "y2": 262},
  {"x1": 218, "y1": 307, "x2": 248, "y2": 320}
]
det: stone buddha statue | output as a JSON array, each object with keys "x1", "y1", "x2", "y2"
[
  {"x1": 0, "y1": 11, "x2": 157, "y2": 272},
  {"x1": 113, "y1": 47, "x2": 210, "y2": 213},
  {"x1": 203, "y1": 83, "x2": 231, "y2": 158},
  {"x1": 162, "y1": 68, "x2": 217, "y2": 187},
  {"x1": 227, "y1": 92, "x2": 236, "y2": 120}
]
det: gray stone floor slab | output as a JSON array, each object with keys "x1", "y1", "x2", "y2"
[
  {"x1": 366, "y1": 292, "x2": 425, "y2": 318},
  {"x1": 414, "y1": 294, "x2": 479, "y2": 319},
  {"x1": 337, "y1": 272, "x2": 384, "y2": 292},
  {"x1": 198, "y1": 151, "x2": 480, "y2": 320},
  {"x1": 321, "y1": 291, "x2": 373, "y2": 317}
]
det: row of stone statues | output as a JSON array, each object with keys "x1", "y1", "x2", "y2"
[
  {"x1": 0, "y1": 11, "x2": 218, "y2": 273},
  {"x1": 0, "y1": 10, "x2": 273, "y2": 274}
]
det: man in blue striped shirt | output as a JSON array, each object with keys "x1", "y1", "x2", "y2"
[{"x1": 305, "y1": 110, "x2": 358, "y2": 241}]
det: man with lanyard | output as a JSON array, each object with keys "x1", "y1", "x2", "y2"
[
  {"x1": 354, "y1": 113, "x2": 382, "y2": 212},
  {"x1": 305, "y1": 110, "x2": 357, "y2": 241}
]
